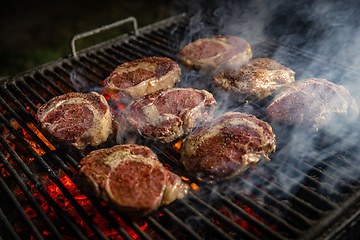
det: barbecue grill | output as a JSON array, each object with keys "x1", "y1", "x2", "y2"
[{"x1": 1, "y1": 13, "x2": 360, "y2": 240}]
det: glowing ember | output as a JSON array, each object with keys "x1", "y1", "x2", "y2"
[
  {"x1": 217, "y1": 201, "x2": 277, "y2": 237},
  {"x1": 23, "y1": 122, "x2": 55, "y2": 154},
  {"x1": 172, "y1": 139, "x2": 182, "y2": 152},
  {"x1": 17, "y1": 174, "x2": 149, "y2": 239},
  {"x1": 181, "y1": 176, "x2": 199, "y2": 191}
]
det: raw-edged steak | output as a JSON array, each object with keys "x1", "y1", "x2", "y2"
[
  {"x1": 180, "y1": 112, "x2": 276, "y2": 182},
  {"x1": 36, "y1": 92, "x2": 112, "y2": 149},
  {"x1": 101, "y1": 56, "x2": 181, "y2": 100},
  {"x1": 214, "y1": 58, "x2": 295, "y2": 99},
  {"x1": 75, "y1": 144, "x2": 189, "y2": 216},
  {"x1": 178, "y1": 35, "x2": 252, "y2": 72},
  {"x1": 266, "y1": 78, "x2": 359, "y2": 130},
  {"x1": 124, "y1": 88, "x2": 217, "y2": 143}
]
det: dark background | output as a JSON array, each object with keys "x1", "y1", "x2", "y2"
[
  {"x1": 0, "y1": 0, "x2": 182, "y2": 78},
  {"x1": 1, "y1": 0, "x2": 360, "y2": 78}
]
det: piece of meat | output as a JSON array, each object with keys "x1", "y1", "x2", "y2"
[
  {"x1": 36, "y1": 92, "x2": 112, "y2": 150},
  {"x1": 266, "y1": 78, "x2": 359, "y2": 130},
  {"x1": 213, "y1": 58, "x2": 295, "y2": 99},
  {"x1": 178, "y1": 35, "x2": 252, "y2": 72},
  {"x1": 101, "y1": 56, "x2": 181, "y2": 100},
  {"x1": 75, "y1": 144, "x2": 189, "y2": 216},
  {"x1": 124, "y1": 88, "x2": 217, "y2": 143},
  {"x1": 180, "y1": 112, "x2": 276, "y2": 182}
]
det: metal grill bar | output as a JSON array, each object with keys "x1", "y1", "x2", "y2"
[
  {"x1": 176, "y1": 198, "x2": 236, "y2": 240},
  {"x1": 0, "y1": 168, "x2": 47, "y2": 240},
  {"x1": 0, "y1": 202, "x2": 21, "y2": 240},
  {"x1": 0, "y1": 119, "x2": 87, "y2": 239},
  {"x1": 0, "y1": 13, "x2": 360, "y2": 240},
  {"x1": 161, "y1": 208, "x2": 203, "y2": 239},
  {"x1": 187, "y1": 192, "x2": 259, "y2": 240}
]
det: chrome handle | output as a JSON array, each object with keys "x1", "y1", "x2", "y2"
[{"x1": 70, "y1": 16, "x2": 139, "y2": 58}]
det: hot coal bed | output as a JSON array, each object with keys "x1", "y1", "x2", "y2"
[{"x1": 1, "y1": 12, "x2": 360, "y2": 240}]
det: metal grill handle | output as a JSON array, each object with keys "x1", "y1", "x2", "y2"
[{"x1": 70, "y1": 16, "x2": 139, "y2": 58}]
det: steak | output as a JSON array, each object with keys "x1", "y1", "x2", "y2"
[
  {"x1": 36, "y1": 92, "x2": 112, "y2": 150},
  {"x1": 180, "y1": 112, "x2": 276, "y2": 182},
  {"x1": 213, "y1": 58, "x2": 295, "y2": 99},
  {"x1": 265, "y1": 78, "x2": 359, "y2": 130},
  {"x1": 75, "y1": 144, "x2": 189, "y2": 216},
  {"x1": 178, "y1": 35, "x2": 252, "y2": 72},
  {"x1": 124, "y1": 88, "x2": 217, "y2": 143},
  {"x1": 101, "y1": 56, "x2": 181, "y2": 101}
]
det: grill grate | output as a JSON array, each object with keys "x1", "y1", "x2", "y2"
[{"x1": 1, "y1": 13, "x2": 360, "y2": 239}]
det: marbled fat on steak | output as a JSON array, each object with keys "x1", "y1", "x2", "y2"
[
  {"x1": 178, "y1": 35, "x2": 252, "y2": 72},
  {"x1": 180, "y1": 112, "x2": 276, "y2": 182},
  {"x1": 266, "y1": 78, "x2": 359, "y2": 130},
  {"x1": 36, "y1": 92, "x2": 112, "y2": 149},
  {"x1": 214, "y1": 58, "x2": 295, "y2": 99},
  {"x1": 101, "y1": 56, "x2": 181, "y2": 100},
  {"x1": 75, "y1": 144, "x2": 189, "y2": 216},
  {"x1": 124, "y1": 88, "x2": 217, "y2": 143}
]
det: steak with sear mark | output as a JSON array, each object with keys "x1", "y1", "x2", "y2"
[
  {"x1": 101, "y1": 56, "x2": 181, "y2": 101},
  {"x1": 36, "y1": 92, "x2": 112, "y2": 150},
  {"x1": 214, "y1": 58, "x2": 295, "y2": 100},
  {"x1": 266, "y1": 78, "x2": 359, "y2": 130},
  {"x1": 75, "y1": 144, "x2": 189, "y2": 216},
  {"x1": 124, "y1": 88, "x2": 217, "y2": 143},
  {"x1": 178, "y1": 35, "x2": 252, "y2": 72},
  {"x1": 180, "y1": 112, "x2": 276, "y2": 182}
]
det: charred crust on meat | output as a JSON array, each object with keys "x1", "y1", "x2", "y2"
[
  {"x1": 101, "y1": 56, "x2": 181, "y2": 101},
  {"x1": 36, "y1": 92, "x2": 113, "y2": 150},
  {"x1": 124, "y1": 87, "x2": 217, "y2": 144},
  {"x1": 266, "y1": 78, "x2": 359, "y2": 130},
  {"x1": 180, "y1": 112, "x2": 276, "y2": 182},
  {"x1": 178, "y1": 35, "x2": 252, "y2": 73},
  {"x1": 213, "y1": 58, "x2": 295, "y2": 100},
  {"x1": 75, "y1": 144, "x2": 189, "y2": 216}
]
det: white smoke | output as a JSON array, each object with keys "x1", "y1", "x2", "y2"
[{"x1": 175, "y1": 0, "x2": 360, "y2": 197}]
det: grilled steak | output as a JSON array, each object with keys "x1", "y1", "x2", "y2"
[
  {"x1": 75, "y1": 144, "x2": 189, "y2": 216},
  {"x1": 180, "y1": 112, "x2": 276, "y2": 182},
  {"x1": 101, "y1": 56, "x2": 181, "y2": 101},
  {"x1": 178, "y1": 35, "x2": 252, "y2": 72},
  {"x1": 214, "y1": 58, "x2": 295, "y2": 99},
  {"x1": 266, "y1": 78, "x2": 359, "y2": 130},
  {"x1": 124, "y1": 88, "x2": 217, "y2": 143},
  {"x1": 36, "y1": 92, "x2": 112, "y2": 150}
]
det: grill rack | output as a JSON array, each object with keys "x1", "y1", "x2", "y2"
[{"x1": 1, "y1": 13, "x2": 360, "y2": 239}]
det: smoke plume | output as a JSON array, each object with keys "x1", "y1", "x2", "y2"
[{"x1": 175, "y1": 0, "x2": 360, "y2": 196}]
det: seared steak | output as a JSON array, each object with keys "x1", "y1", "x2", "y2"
[
  {"x1": 214, "y1": 58, "x2": 295, "y2": 99},
  {"x1": 101, "y1": 56, "x2": 181, "y2": 100},
  {"x1": 266, "y1": 78, "x2": 359, "y2": 130},
  {"x1": 178, "y1": 35, "x2": 252, "y2": 72},
  {"x1": 36, "y1": 92, "x2": 112, "y2": 150},
  {"x1": 75, "y1": 144, "x2": 189, "y2": 216},
  {"x1": 124, "y1": 88, "x2": 217, "y2": 143},
  {"x1": 180, "y1": 112, "x2": 276, "y2": 182}
]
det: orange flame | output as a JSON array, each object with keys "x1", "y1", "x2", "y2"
[
  {"x1": 181, "y1": 176, "x2": 199, "y2": 191},
  {"x1": 172, "y1": 139, "x2": 182, "y2": 152}
]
